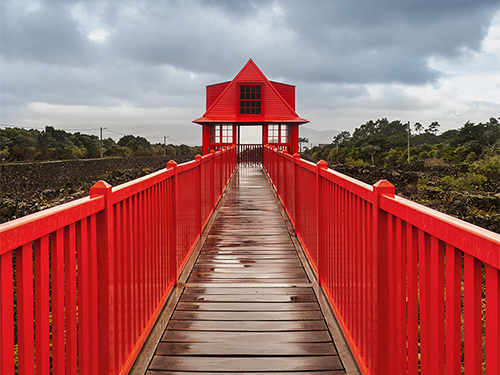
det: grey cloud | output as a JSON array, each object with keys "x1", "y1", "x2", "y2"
[{"x1": 1, "y1": 1, "x2": 89, "y2": 65}]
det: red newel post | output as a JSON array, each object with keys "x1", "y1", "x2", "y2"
[
  {"x1": 167, "y1": 161, "x2": 178, "y2": 286},
  {"x1": 89, "y1": 180, "x2": 115, "y2": 374},
  {"x1": 316, "y1": 160, "x2": 328, "y2": 285},
  {"x1": 372, "y1": 180, "x2": 395, "y2": 374}
]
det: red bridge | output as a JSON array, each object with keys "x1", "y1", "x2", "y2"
[{"x1": 1, "y1": 146, "x2": 499, "y2": 375}]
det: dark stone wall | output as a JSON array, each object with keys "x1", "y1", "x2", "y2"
[{"x1": 0, "y1": 156, "x2": 182, "y2": 201}]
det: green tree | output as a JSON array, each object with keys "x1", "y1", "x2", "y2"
[
  {"x1": 298, "y1": 137, "x2": 309, "y2": 151},
  {"x1": 362, "y1": 145, "x2": 380, "y2": 165}
]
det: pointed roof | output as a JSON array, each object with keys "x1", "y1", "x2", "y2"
[{"x1": 193, "y1": 59, "x2": 308, "y2": 124}]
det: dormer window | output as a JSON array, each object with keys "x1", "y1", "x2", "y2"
[{"x1": 240, "y1": 86, "x2": 261, "y2": 114}]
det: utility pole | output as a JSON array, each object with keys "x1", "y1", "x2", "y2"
[
  {"x1": 407, "y1": 121, "x2": 411, "y2": 164},
  {"x1": 164, "y1": 136, "x2": 167, "y2": 156},
  {"x1": 100, "y1": 127, "x2": 107, "y2": 159}
]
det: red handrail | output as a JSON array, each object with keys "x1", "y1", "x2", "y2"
[
  {"x1": 0, "y1": 146, "x2": 237, "y2": 375},
  {"x1": 263, "y1": 145, "x2": 500, "y2": 375}
]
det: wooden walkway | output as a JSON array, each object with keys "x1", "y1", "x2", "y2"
[{"x1": 145, "y1": 166, "x2": 346, "y2": 374}]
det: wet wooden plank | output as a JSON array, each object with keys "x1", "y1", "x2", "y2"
[
  {"x1": 197, "y1": 254, "x2": 299, "y2": 260},
  {"x1": 147, "y1": 372, "x2": 345, "y2": 375},
  {"x1": 194, "y1": 259, "x2": 301, "y2": 265},
  {"x1": 149, "y1": 356, "x2": 343, "y2": 372},
  {"x1": 161, "y1": 330, "x2": 332, "y2": 343},
  {"x1": 166, "y1": 319, "x2": 327, "y2": 331},
  {"x1": 180, "y1": 294, "x2": 317, "y2": 302},
  {"x1": 171, "y1": 310, "x2": 325, "y2": 321},
  {"x1": 182, "y1": 287, "x2": 314, "y2": 295},
  {"x1": 155, "y1": 341, "x2": 337, "y2": 356},
  {"x1": 193, "y1": 263, "x2": 304, "y2": 273},
  {"x1": 176, "y1": 302, "x2": 320, "y2": 311},
  {"x1": 187, "y1": 278, "x2": 309, "y2": 284},
  {"x1": 192, "y1": 263, "x2": 302, "y2": 269},
  {"x1": 189, "y1": 274, "x2": 307, "y2": 280}
]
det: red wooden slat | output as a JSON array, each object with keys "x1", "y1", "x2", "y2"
[
  {"x1": 418, "y1": 230, "x2": 431, "y2": 374},
  {"x1": 114, "y1": 203, "x2": 124, "y2": 368},
  {"x1": 89, "y1": 214, "x2": 99, "y2": 374},
  {"x1": 65, "y1": 224, "x2": 78, "y2": 375},
  {"x1": 485, "y1": 264, "x2": 500, "y2": 375},
  {"x1": 464, "y1": 253, "x2": 483, "y2": 375},
  {"x1": 16, "y1": 244, "x2": 35, "y2": 375},
  {"x1": 406, "y1": 225, "x2": 418, "y2": 375},
  {"x1": 35, "y1": 236, "x2": 50, "y2": 375},
  {"x1": 395, "y1": 219, "x2": 406, "y2": 374},
  {"x1": 77, "y1": 219, "x2": 90, "y2": 374},
  {"x1": 445, "y1": 245, "x2": 462, "y2": 375},
  {"x1": 429, "y1": 236, "x2": 445, "y2": 374},
  {"x1": 0, "y1": 252, "x2": 15, "y2": 375},
  {"x1": 387, "y1": 215, "x2": 395, "y2": 373},
  {"x1": 52, "y1": 229, "x2": 65, "y2": 375}
]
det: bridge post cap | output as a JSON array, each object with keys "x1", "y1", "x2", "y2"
[
  {"x1": 293, "y1": 153, "x2": 301, "y2": 159},
  {"x1": 195, "y1": 154, "x2": 202, "y2": 161},
  {"x1": 210, "y1": 150, "x2": 216, "y2": 154},
  {"x1": 373, "y1": 179, "x2": 395, "y2": 197},
  {"x1": 167, "y1": 160, "x2": 178, "y2": 169},
  {"x1": 317, "y1": 160, "x2": 328, "y2": 169},
  {"x1": 89, "y1": 180, "x2": 112, "y2": 198}
]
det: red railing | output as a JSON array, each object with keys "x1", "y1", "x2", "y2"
[
  {"x1": 264, "y1": 146, "x2": 500, "y2": 375},
  {"x1": 0, "y1": 146, "x2": 237, "y2": 375}
]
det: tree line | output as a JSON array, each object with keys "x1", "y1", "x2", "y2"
[
  {"x1": 302, "y1": 117, "x2": 500, "y2": 167},
  {"x1": 0, "y1": 126, "x2": 201, "y2": 162}
]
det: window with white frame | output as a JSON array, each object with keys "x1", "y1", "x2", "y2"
[
  {"x1": 268, "y1": 124, "x2": 290, "y2": 144},
  {"x1": 210, "y1": 124, "x2": 233, "y2": 143}
]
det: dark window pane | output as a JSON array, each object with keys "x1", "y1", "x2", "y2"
[
  {"x1": 256, "y1": 86, "x2": 261, "y2": 92},
  {"x1": 256, "y1": 109, "x2": 261, "y2": 114}
]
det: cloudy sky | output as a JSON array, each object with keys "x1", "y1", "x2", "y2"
[{"x1": 1, "y1": 0, "x2": 499, "y2": 146}]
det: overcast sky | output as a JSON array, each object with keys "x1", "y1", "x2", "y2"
[{"x1": 1, "y1": 0, "x2": 499, "y2": 146}]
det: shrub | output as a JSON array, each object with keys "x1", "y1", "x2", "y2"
[
  {"x1": 441, "y1": 173, "x2": 487, "y2": 192},
  {"x1": 469, "y1": 156, "x2": 500, "y2": 180},
  {"x1": 419, "y1": 151, "x2": 430, "y2": 159}
]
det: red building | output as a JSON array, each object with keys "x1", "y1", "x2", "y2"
[{"x1": 193, "y1": 59, "x2": 308, "y2": 156}]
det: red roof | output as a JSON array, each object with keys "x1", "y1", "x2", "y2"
[{"x1": 193, "y1": 59, "x2": 308, "y2": 125}]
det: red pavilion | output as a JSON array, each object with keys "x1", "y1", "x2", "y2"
[{"x1": 193, "y1": 59, "x2": 308, "y2": 156}]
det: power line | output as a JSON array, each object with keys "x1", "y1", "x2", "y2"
[{"x1": 103, "y1": 129, "x2": 127, "y2": 136}]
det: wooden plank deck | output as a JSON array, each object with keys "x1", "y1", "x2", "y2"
[{"x1": 146, "y1": 166, "x2": 346, "y2": 374}]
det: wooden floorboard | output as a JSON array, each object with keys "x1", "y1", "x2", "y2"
[
  {"x1": 166, "y1": 320, "x2": 328, "y2": 331},
  {"x1": 146, "y1": 166, "x2": 344, "y2": 373}
]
